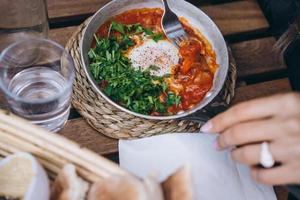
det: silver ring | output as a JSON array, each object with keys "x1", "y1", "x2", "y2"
[{"x1": 260, "y1": 142, "x2": 275, "y2": 168}]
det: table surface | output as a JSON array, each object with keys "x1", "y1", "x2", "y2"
[{"x1": 1, "y1": 0, "x2": 292, "y2": 199}]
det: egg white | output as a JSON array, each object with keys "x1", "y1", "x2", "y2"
[{"x1": 127, "y1": 39, "x2": 180, "y2": 76}]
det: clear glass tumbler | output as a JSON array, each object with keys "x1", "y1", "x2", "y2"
[
  {"x1": 0, "y1": 39, "x2": 75, "y2": 132},
  {"x1": 0, "y1": 0, "x2": 49, "y2": 51}
]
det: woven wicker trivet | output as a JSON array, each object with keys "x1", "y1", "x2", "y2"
[{"x1": 65, "y1": 19, "x2": 237, "y2": 139}]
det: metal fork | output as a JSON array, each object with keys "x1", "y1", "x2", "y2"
[{"x1": 161, "y1": 0, "x2": 189, "y2": 47}]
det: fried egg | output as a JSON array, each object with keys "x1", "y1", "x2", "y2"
[{"x1": 127, "y1": 39, "x2": 180, "y2": 76}]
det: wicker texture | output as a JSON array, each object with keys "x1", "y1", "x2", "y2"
[{"x1": 66, "y1": 19, "x2": 237, "y2": 139}]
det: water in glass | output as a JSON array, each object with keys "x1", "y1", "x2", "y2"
[{"x1": 0, "y1": 39, "x2": 74, "y2": 132}]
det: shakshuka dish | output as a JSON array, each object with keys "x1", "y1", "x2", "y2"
[{"x1": 88, "y1": 8, "x2": 218, "y2": 116}]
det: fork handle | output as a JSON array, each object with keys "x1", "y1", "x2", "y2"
[
  {"x1": 162, "y1": 0, "x2": 170, "y2": 10},
  {"x1": 162, "y1": 0, "x2": 176, "y2": 23},
  {"x1": 181, "y1": 115, "x2": 210, "y2": 124}
]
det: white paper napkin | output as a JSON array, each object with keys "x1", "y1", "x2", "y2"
[{"x1": 119, "y1": 133, "x2": 277, "y2": 200}]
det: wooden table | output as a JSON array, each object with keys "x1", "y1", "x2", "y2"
[{"x1": 3, "y1": 0, "x2": 292, "y2": 199}]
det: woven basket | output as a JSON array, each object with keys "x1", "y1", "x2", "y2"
[
  {"x1": 66, "y1": 19, "x2": 237, "y2": 139},
  {"x1": 0, "y1": 109, "x2": 127, "y2": 183}
]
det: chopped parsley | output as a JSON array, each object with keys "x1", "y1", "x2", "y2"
[
  {"x1": 88, "y1": 22, "x2": 180, "y2": 115},
  {"x1": 109, "y1": 21, "x2": 164, "y2": 42}
]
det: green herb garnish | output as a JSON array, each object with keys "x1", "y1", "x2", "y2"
[
  {"x1": 144, "y1": 28, "x2": 154, "y2": 35},
  {"x1": 110, "y1": 21, "x2": 164, "y2": 42},
  {"x1": 152, "y1": 33, "x2": 164, "y2": 42},
  {"x1": 111, "y1": 21, "x2": 126, "y2": 34},
  {"x1": 166, "y1": 92, "x2": 181, "y2": 107},
  {"x1": 88, "y1": 22, "x2": 180, "y2": 115}
]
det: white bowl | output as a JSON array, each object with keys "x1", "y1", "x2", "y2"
[{"x1": 80, "y1": 0, "x2": 229, "y2": 120}]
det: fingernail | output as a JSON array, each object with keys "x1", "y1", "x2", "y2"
[{"x1": 200, "y1": 121, "x2": 212, "y2": 133}]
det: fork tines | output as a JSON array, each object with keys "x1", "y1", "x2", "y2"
[
  {"x1": 162, "y1": 0, "x2": 189, "y2": 47},
  {"x1": 164, "y1": 23, "x2": 188, "y2": 47}
]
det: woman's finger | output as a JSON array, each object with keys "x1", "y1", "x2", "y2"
[
  {"x1": 216, "y1": 119, "x2": 281, "y2": 150},
  {"x1": 251, "y1": 164, "x2": 300, "y2": 185},
  {"x1": 201, "y1": 93, "x2": 300, "y2": 133},
  {"x1": 231, "y1": 143, "x2": 288, "y2": 166}
]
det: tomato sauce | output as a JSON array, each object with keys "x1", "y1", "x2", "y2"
[
  {"x1": 96, "y1": 8, "x2": 218, "y2": 115},
  {"x1": 97, "y1": 8, "x2": 163, "y2": 38}
]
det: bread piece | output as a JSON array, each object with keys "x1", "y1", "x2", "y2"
[
  {"x1": 161, "y1": 166, "x2": 193, "y2": 200},
  {"x1": 50, "y1": 164, "x2": 89, "y2": 200},
  {"x1": 0, "y1": 153, "x2": 50, "y2": 200},
  {"x1": 87, "y1": 175, "x2": 148, "y2": 200}
]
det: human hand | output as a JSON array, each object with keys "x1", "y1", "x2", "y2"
[{"x1": 200, "y1": 93, "x2": 300, "y2": 185}]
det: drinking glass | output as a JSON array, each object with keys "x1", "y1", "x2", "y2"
[
  {"x1": 0, "y1": 39, "x2": 75, "y2": 132},
  {"x1": 0, "y1": 0, "x2": 49, "y2": 51}
]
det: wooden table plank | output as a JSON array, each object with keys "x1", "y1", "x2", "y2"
[
  {"x1": 232, "y1": 78, "x2": 291, "y2": 104},
  {"x1": 49, "y1": 26, "x2": 77, "y2": 46},
  {"x1": 275, "y1": 186, "x2": 289, "y2": 200},
  {"x1": 201, "y1": 1, "x2": 269, "y2": 36},
  {"x1": 59, "y1": 78, "x2": 292, "y2": 155},
  {"x1": 230, "y1": 37, "x2": 286, "y2": 79},
  {"x1": 47, "y1": 0, "x2": 209, "y2": 20},
  {"x1": 47, "y1": 0, "x2": 210, "y2": 20},
  {"x1": 47, "y1": 0, "x2": 110, "y2": 20},
  {"x1": 46, "y1": 0, "x2": 210, "y2": 19},
  {"x1": 47, "y1": 1, "x2": 268, "y2": 37},
  {"x1": 59, "y1": 118, "x2": 118, "y2": 155}
]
